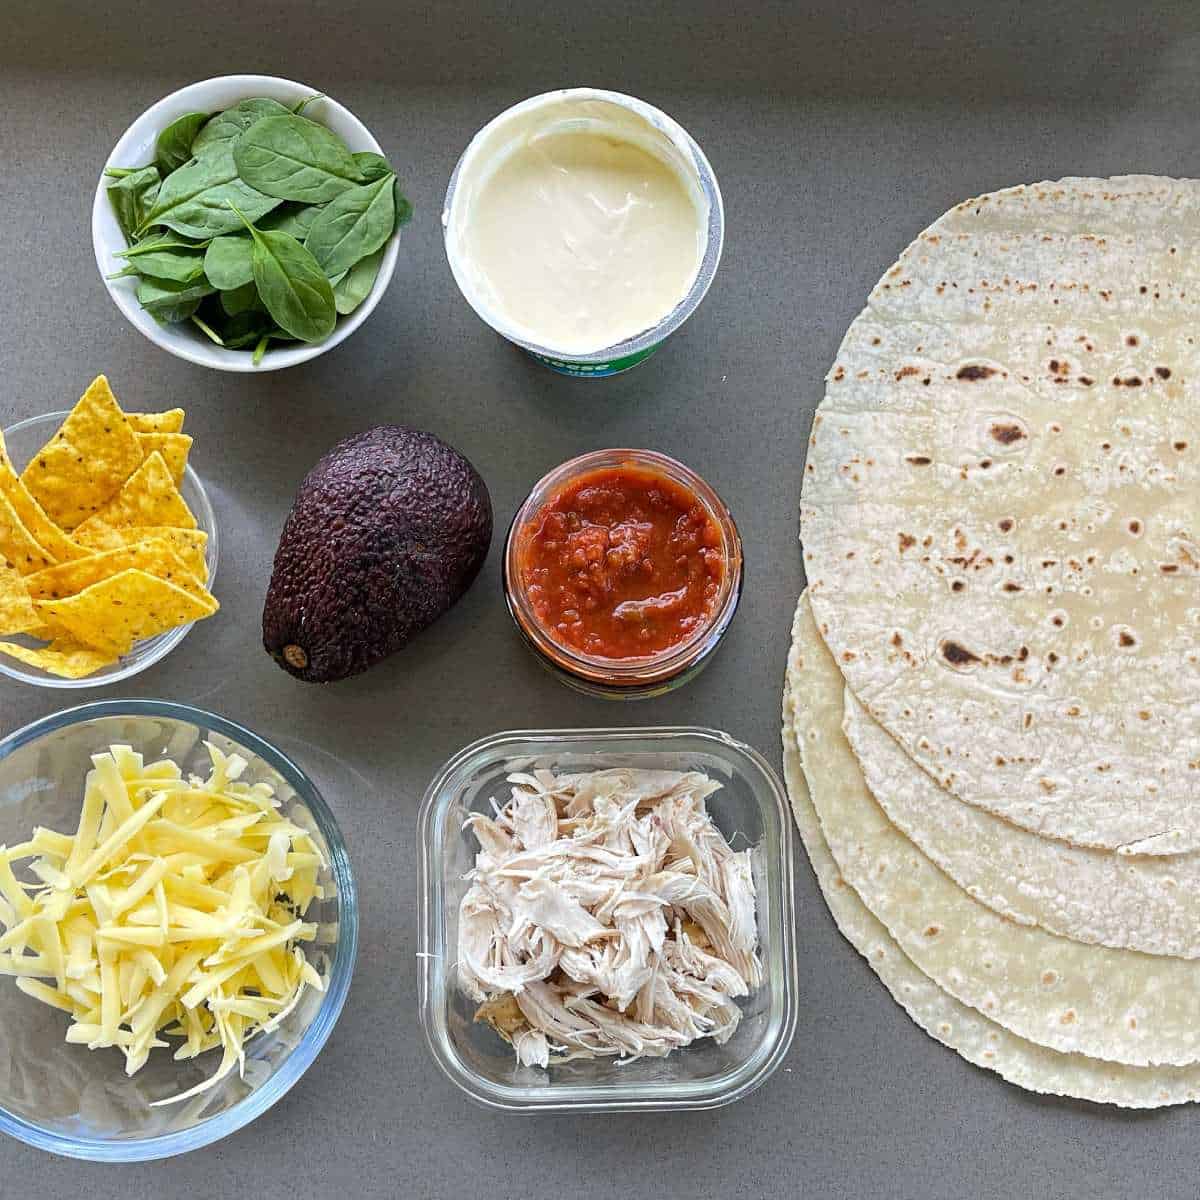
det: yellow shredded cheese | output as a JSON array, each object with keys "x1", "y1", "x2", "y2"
[{"x1": 0, "y1": 742, "x2": 327, "y2": 1104}]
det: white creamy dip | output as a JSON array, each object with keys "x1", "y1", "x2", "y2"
[{"x1": 445, "y1": 91, "x2": 710, "y2": 356}]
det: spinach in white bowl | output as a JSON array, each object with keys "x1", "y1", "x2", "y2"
[{"x1": 103, "y1": 93, "x2": 411, "y2": 366}]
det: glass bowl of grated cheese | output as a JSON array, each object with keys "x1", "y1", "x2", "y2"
[
  {"x1": 418, "y1": 727, "x2": 797, "y2": 1111},
  {"x1": 0, "y1": 700, "x2": 357, "y2": 1161}
]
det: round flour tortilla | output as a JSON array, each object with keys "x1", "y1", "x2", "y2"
[
  {"x1": 782, "y1": 674, "x2": 1200, "y2": 1107},
  {"x1": 801, "y1": 176, "x2": 1200, "y2": 853},
  {"x1": 841, "y1": 691, "x2": 1200, "y2": 958},
  {"x1": 786, "y1": 591, "x2": 1200, "y2": 1068}
]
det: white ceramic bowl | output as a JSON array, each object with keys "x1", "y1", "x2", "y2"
[{"x1": 93, "y1": 75, "x2": 401, "y2": 373}]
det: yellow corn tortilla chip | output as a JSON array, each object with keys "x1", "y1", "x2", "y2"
[
  {"x1": 36, "y1": 569, "x2": 216, "y2": 655},
  {"x1": 0, "y1": 562, "x2": 41, "y2": 634},
  {"x1": 0, "y1": 431, "x2": 86, "y2": 562},
  {"x1": 73, "y1": 525, "x2": 208, "y2": 581},
  {"x1": 126, "y1": 409, "x2": 185, "y2": 435},
  {"x1": 0, "y1": 489, "x2": 54, "y2": 574},
  {"x1": 0, "y1": 639, "x2": 119, "y2": 679},
  {"x1": 19, "y1": 375, "x2": 143, "y2": 529},
  {"x1": 73, "y1": 452, "x2": 197, "y2": 538},
  {"x1": 24, "y1": 540, "x2": 217, "y2": 610},
  {"x1": 136, "y1": 432, "x2": 192, "y2": 483}
]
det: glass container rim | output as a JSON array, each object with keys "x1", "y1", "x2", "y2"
[{"x1": 0, "y1": 698, "x2": 358, "y2": 1161}]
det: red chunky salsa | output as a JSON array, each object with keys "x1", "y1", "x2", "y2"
[{"x1": 515, "y1": 464, "x2": 726, "y2": 659}]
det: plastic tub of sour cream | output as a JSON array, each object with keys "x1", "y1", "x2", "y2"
[{"x1": 443, "y1": 88, "x2": 724, "y2": 377}]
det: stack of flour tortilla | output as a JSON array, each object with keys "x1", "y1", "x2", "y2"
[{"x1": 786, "y1": 176, "x2": 1200, "y2": 1106}]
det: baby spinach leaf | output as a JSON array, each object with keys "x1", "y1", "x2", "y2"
[
  {"x1": 155, "y1": 111, "x2": 209, "y2": 174},
  {"x1": 192, "y1": 97, "x2": 292, "y2": 157},
  {"x1": 230, "y1": 203, "x2": 335, "y2": 342},
  {"x1": 292, "y1": 94, "x2": 324, "y2": 115},
  {"x1": 216, "y1": 310, "x2": 274, "y2": 349},
  {"x1": 139, "y1": 146, "x2": 281, "y2": 239},
  {"x1": 234, "y1": 114, "x2": 363, "y2": 204},
  {"x1": 219, "y1": 281, "x2": 265, "y2": 316},
  {"x1": 118, "y1": 232, "x2": 210, "y2": 258},
  {"x1": 351, "y1": 151, "x2": 393, "y2": 182},
  {"x1": 333, "y1": 246, "x2": 384, "y2": 315},
  {"x1": 203, "y1": 235, "x2": 254, "y2": 289},
  {"x1": 252, "y1": 335, "x2": 270, "y2": 365},
  {"x1": 106, "y1": 165, "x2": 161, "y2": 242},
  {"x1": 260, "y1": 202, "x2": 323, "y2": 239},
  {"x1": 137, "y1": 276, "x2": 215, "y2": 324},
  {"x1": 303, "y1": 172, "x2": 395, "y2": 277},
  {"x1": 115, "y1": 244, "x2": 208, "y2": 284}
]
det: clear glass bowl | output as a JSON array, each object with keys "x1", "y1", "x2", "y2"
[
  {"x1": 0, "y1": 701, "x2": 357, "y2": 1161},
  {"x1": 418, "y1": 727, "x2": 796, "y2": 1111},
  {"x1": 0, "y1": 411, "x2": 219, "y2": 689}
]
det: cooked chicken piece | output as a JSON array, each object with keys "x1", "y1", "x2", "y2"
[
  {"x1": 457, "y1": 768, "x2": 761, "y2": 1067},
  {"x1": 475, "y1": 992, "x2": 526, "y2": 1037}
]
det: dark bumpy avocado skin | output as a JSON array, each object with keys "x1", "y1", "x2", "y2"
[{"x1": 263, "y1": 426, "x2": 493, "y2": 682}]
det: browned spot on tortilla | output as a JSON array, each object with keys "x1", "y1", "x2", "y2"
[
  {"x1": 951, "y1": 579, "x2": 965, "y2": 593},
  {"x1": 1161, "y1": 563, "x2": 1179, "y2": 573},
  {"x1": 1156, "y1": 366, "x2": 1171, "y2": 379},
  {"x1": 906, "y1": 454, "x2": 932, "y2": 466},
  {"x1": 1040, "y1": 779, "x2": 1056, "y2": 794},
  {"x1": 1128, "y1": 519, "x2": 1142, "y2": 535},
  {"x1": 1061, "y1": 1009, "x2": 1076, "y2": 1025},
  {"x1": 1078, "y1": 375, "x2": 1094, "y2": 386},
  {"x1": 1003, "y1": 582, "x2": 1022, "y2": 592},
  {"x1": 890, "y1": 632, "x2": 903, "y2": 647},
  {"x1": 898, "y1": 533, "x2": 916, "y2": 552},
  {"x1": 895, "y1": 365, "x2": 921, "y2": 380},
  {"x1": 1126, "y1": 334, "x2": 1139, "y2": 346},
  {"x1": 1174, "y1": 440, "x2": 1188, "y2": 452},
  {"x1": 998, "y1": 518, "x2": 1014, "y2": 532},
  {"x1": 1119, "y1": 631, "x2": 1136, "y2": 647},
  {"x1": 941, "y1": 640, "x2": 980, "y2": 666},
  {"x1": 990, "y1": 423, "x2": 1025, "y2": 445},
  {"x1": 957, "y1": 364, "x2": 997, "y2": 381}
]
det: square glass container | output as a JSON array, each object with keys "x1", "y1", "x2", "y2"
[{"x1": 418, "y1": 727, "x2": 797, "y2": 1112}]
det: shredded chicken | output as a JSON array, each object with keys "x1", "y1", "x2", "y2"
[{"x1": 458, "y1": 768, "x2": 761, "y2": 1066}]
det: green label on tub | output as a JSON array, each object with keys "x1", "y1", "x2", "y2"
[{"x1": 527, "y1": 343, "x2": 661, "y2": 377}]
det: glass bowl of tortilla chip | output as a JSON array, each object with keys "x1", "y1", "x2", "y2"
[{"x1": 0, "y1": 410, "x2": 218, "y2": 689}]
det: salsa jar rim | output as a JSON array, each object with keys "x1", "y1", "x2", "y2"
[{"x1": 503, "y1": 448, "x2": 744, "y2": 688}]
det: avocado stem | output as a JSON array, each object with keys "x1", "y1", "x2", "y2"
[{"x1": 283, "y1": 645, "x2": 309, "y2": 670}]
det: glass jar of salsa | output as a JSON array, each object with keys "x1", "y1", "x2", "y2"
[{"x1": 504, "y1": 449, "x2": 743, "y2": 698}]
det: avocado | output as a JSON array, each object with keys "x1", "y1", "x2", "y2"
[{"x1": 263, "y1": 425, "x2": 492, "y2": 682}]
